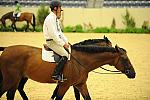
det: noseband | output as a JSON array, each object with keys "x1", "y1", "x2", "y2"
[{"x1": 114, "y1": 54, "x2": 131, "y2": 75}]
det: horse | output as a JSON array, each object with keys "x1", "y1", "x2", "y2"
[
  {"x1": 0, "y1": 43, "x2": 136, "y2": 100},
  {"x1": 1, "y1": 36, "x2": 112, "y2": 100},
  {"x1": 0, "y1": 11, "x2": 36, "y2": 31}
]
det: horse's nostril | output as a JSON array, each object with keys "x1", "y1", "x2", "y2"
[{"x1": 125, "y1": 70, "x2": 130, "y2": 74}]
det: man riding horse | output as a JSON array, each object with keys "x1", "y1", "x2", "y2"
[{"x1": 43, "y1": 0, "x2": 70, "y2": 82}]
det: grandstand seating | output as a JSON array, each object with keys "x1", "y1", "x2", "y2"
[
  {"x1": 0, "y1": 0, "x2": 88, "y2": 8},
  {"x1": 103, "y1": 0, "x2": 150, "y2": 8},
  {"x1": 0, "y1": 0, "x2": 150, "y2": 8}
]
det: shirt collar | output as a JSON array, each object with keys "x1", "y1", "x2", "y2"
[{"x1": 50, "y1": 12, "x2": 57, "y2": 19}]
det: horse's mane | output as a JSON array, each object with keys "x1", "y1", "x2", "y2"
[
  {"x1": 72, "y1": 45, "x2": 117, "y2": 53},
  {"x1": 73, "y1": 39, "x2": 109, "y2": 46}
]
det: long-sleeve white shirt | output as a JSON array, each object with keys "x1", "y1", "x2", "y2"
[{"x1": 43, "y1": 12, "x2": 68, "y2": 46}]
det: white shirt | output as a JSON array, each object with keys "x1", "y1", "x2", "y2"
[{"x1": 43, "y1": 12, "x2": 68, "y2": 46}]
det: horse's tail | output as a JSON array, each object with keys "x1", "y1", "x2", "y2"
[
  {"x1": 0, "y1": 47, "x2": 6, "y2": 51},
  {"x1": 32, "y1": 14, "x2": 36, "y2": 27}
]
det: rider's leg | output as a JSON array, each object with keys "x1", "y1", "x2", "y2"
[
  {"x1": 52, "y1": 56, "x2": 68, "y2": 81},
  {"x1": 46, "y1": 41, "x2": 69, "y2": 81}
]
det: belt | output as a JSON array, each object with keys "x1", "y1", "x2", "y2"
[{"x1": 46, "y1": 39, "x2": 53, "y2": 41}]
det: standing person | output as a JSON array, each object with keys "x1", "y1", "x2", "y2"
[
  {"x1": 14, "y1": 1, "x2": 21, "y2": 20},
  {"x1": 43, "y1": 0, "x2": 70, "y2": 82}
]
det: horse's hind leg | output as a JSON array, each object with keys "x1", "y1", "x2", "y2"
[
  {"x1": 25, "y1": 21, "x2": 29, "y2": 32},
  {"x1": 31, "y1": 23, "x2": 35, "y2": 32},
  {"x1": 18, "y1": 77, "x2": 28, "y2": 100}
]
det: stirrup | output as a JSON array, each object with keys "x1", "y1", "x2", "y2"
[{"x1": 52, "y1": 74, "x2": 67, "y2": 82}]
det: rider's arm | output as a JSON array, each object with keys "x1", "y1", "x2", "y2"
[{"x1": 46, "y1": 16, "x2": 66, "y2": 46}]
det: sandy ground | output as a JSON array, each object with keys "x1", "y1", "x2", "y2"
[{"x1": 0, "y1": 32, "x2": 150, "y2": 100}]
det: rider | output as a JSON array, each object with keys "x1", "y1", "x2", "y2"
[
  {"x1": 43, "y1": 0, "x2": 70, "y2": 82},
  {"x1": 14, "y1": 1, "x2": 21, "y2": 20}
]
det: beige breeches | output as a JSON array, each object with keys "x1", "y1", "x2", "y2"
[{"x1": 46, "y1": 41, "x2": 69, "y2": 58}]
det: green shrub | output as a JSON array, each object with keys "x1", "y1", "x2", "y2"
[
  {"x1": 142, "y1": 21, "x2": 149, "y2": 30},
  {"x1": 93, "y1": 27, "x2": 109, "y2": 33},
  {"x1": 37, "y1": 4, "x2": 49, "y2": 27},
  {"x1": 75, "y1": 24, "x2": 83, "y2": 32},
  {"x1": 111, "y1": 18, "x2": 116, "y2": 29},
  {"x1": 0, "y1": 25, "x2": 13, "y2": 32},
  {"x1": 109, "y1": 28, "x2": 117, "y2": 33},
  {"x1": 122, "y1": 9, "x2": 135, "y2": 28},
  {"x1": 35, "y1": 26, "x2": 43, "y2": 32},
  {"x1": 63, "y1": 26, "x2": 73, "y2": 32}
]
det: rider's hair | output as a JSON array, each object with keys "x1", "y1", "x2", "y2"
[
  {"x1": 50, "y1": 0, "x2": 61, "y2": 11},
  {"x1": 14, "y1": 1, "x2": 19, "y2": 4}
]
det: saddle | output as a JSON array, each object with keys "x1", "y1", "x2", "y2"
[
  {"x1": 43, "y1": 44, "x2": 53, "y2": 51},
  {"x1": 42, "y1": 44, "x2": 71, "y2": 63},
  {"x1": 13, "y1": 12, "x2": 21, "y2": 19},
  {"x1": 42, "y1": 44, "x2": 61, "y2": 63}
]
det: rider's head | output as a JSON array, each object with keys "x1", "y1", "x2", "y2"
[
  {"x1": 50, "y1": 0, "x2": 63, "y2": 19},
  {"x1": 14, "y1": 1, "x2": 19, "y2": 4}
]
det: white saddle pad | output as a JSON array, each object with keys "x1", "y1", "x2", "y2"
[
  {"x1": 13, "y1": 12, "x2": 21, "y2": 17},
  {"x1": 42, "y1": 47, "x2": 71, "y2": 62}
]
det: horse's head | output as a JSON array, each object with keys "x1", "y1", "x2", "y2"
[{"x1": 114, "y1": 45, "x2": 136, "y2": 79}]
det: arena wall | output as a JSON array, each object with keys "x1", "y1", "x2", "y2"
[{"x1": 0, "y1": 7, "x2": 150, "y2": 28}]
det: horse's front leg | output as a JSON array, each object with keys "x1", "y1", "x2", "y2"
[
  {"x1": 55, "y1": 84, "x2": 70, "y2": 100},
  {"x1": 51, "y1": 84, "x2": 59, "y2": 99},
  {"x1": 11, "y1": 21, "x2": 17, "y2": 32},
  {"x1": 75, "y1": 83, "x2": 91, "y2": 100},
  {"x1": 73, "y1": 86, "x2": 80, "y2": 100},
  {"x1": 51, "y1": 84, "x2": 80, "y2": 100},
  {"x1": 18, "y1": 77, "x2": 28, "y2": 100}
]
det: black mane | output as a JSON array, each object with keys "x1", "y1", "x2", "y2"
[
  {"x1": 73, "y1": 39, "x2": 108, "y2": 46},
  {"x1": 72, "y1": 45, "x2": 116, "y2": 53}
]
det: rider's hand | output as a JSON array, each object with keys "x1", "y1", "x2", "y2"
[{"x1": 63, "y1": 43, "x2": 69, "y2": 49}]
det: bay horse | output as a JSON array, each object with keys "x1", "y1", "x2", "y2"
[
  {"x1": 0, "y1": 36, "x2": 112, "y2": 100},
  {"x1": 0, "y1": 11, "x2": 36, "y2": 31},
  {"x1": 0, "y1": 43, "x2": 136, "y2": 100}
]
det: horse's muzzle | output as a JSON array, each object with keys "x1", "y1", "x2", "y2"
[{"x1": 125, "y1": 69, "x2": 136, "y2": 79}]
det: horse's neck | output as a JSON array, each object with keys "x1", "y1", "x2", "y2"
[
  {"x1": 71, "y1": 51, "x2": 117, "y2": 72},
  {"x1": 3, "y1": 12, "x2": 13, "y2": 19}
]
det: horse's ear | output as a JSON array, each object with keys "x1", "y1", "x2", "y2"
[
  {"x1": 104, "y1": 35, "x2": 106, "y2": 39},
  {"x1": 104, "y1": 35, "x2": 109, "y2": 43},
  {"x1": 115, "y1": 45, "x2": 120, "y2": 52}
]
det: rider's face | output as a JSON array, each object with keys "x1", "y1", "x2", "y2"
[{"x1": 56, "y1": 6, "x2": 63, "y2": 19}]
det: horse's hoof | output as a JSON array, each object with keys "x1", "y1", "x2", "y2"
[{"x1": 51, "y1": 98, "x2": 54, "y2": 100}]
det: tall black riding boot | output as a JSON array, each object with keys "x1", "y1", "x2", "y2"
[
  {"x1": 52, "y1": 56, "x2": 68, "y2": 82},
  {"x1": 15, "y1": 13, "x2": 18, "y2": 21}
]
